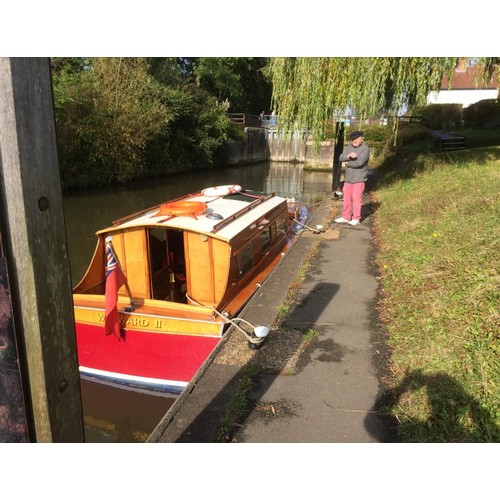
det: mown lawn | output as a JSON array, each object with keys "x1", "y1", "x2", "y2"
[{"x1": 373, "y1": 145, "x2": 500, "y2": 442}]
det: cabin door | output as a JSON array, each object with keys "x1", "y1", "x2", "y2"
[{"x1": 148, "y1": 228, "x2": 187, "y2": 303}]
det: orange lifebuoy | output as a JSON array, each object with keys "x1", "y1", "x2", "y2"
[
  {"x1": 159, "y1": 201, "x2": 207, "y2": 218},
  {"x1": 201, "y1": 184, "x2": 242, "y2": 197}
]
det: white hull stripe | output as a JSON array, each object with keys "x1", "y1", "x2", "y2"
[{"x1": 79, "y1": 366, "x2": 188, "y2": 390}]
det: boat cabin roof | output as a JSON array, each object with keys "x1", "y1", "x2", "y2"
[{"x1": 97, "y1": 191, "x2": 287, "y2": 242}]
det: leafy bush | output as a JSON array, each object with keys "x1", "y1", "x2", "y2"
[
  {"x1": 227, "y1": 122, "x2": 246, "y2": 141},
  {"x1": 396, "y1": 123, "x2": 432, "y2": 146},
  {"x1": 362, "y1": 124, "x2": 394, "y2": 144},
  {"x1": 144, "y1": 87, "x2": 231, "y2": 176},
  {"x1": 53, "y1": 58, "x2": 173, "y2": 188},
  {"x1": 463, "y1": 99, "x2": 500, "y2": 129},
  {"x1": 412, "y1": 103, "x2": 463, "y2": 130}
]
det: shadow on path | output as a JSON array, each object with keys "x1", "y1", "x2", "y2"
[{"x1": 282, "y1": 282, "x2": 341, "y2": 330}]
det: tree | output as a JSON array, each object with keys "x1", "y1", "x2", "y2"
[
  {"x1": 190, "y1": 57, "x2": 272, "y2": 113},
  {"x1": 144, "y1": 58, "x2": 232, "y2": 174},
  {"x1": 89, "y1": 58, "x2": 172, "y2": 181},
  {"x1": 268, "y1": 57, "x2": 499, "y2": 140},
  {"x1": 144, "y1": 83, "x2": 232, "y2": 175},
  {"x1": 53, "y1": 57, "x2": 173, "y2": 187}
]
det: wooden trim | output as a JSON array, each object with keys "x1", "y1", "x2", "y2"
[{"x1": 74, "y1": 307, "x2": 223, "y2": 336}]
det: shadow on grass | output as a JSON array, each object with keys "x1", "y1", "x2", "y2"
[{"x1": 365, "y1": 368, "x2": 500, "y2": 442}]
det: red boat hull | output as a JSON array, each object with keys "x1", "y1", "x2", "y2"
[{"x1": 75, "y1": 322, "x2": 220, "y2": 393}]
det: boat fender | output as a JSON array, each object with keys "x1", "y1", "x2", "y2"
[
  {"x1": 292, "y1": 205, "x2": 309, "y2": 234},
  {"x1": 201, "y1": 184, "x2": 242, "y2": 197}
]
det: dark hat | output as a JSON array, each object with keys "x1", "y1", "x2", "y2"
[{"x1": 349, "y1": 130, "x2": 364, "y2": 140}]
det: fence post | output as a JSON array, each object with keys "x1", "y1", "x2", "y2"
[
  {"x1": 0, "y1": 57, "x2": 84, "y2": 442},
  {"x1": 332, "y1": 121, "x2": 345, "y2": 193}
]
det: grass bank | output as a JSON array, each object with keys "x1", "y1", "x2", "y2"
[{"x1": 373, "y1": 145, "x2": 499, "y2": 442}]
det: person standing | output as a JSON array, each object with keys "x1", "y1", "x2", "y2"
[
  {"x1": 335, "y1": 130, "x2": 370, "y2": 226},
  {"x1": 270, "y1": 110, "x2": 276, "y2": 127}
]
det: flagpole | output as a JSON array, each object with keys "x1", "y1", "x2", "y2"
[{"x1": 105, "y1": 236, "x2": 136, "y2": 311}]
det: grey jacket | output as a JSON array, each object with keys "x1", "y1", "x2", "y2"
[{"x1": 339, "y1": 142, "x2": 370, "y2": 183}]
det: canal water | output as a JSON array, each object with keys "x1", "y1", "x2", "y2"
[{"x1": 63, "y1": 160, "x2": 332, "y2": 442}]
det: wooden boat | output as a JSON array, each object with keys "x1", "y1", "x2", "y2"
[{"x1": 73, "y1": 185, "x2": 307, "y2": 394}]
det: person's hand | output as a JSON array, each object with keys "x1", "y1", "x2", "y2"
[{"x1": 348, "y1": 152, "x2": 357, "y2": 160}]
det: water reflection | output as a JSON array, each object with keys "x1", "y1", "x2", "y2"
[
  {"x1": 63, "y1": 161, "x2": 332, "y2": 442},
  {"x1": 80, "y1": 378, "x2": 175, "y2": 442}
]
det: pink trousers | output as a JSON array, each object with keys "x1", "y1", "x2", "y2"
[{"x1": 342, "y1": 182, "x2": 365, "y2": 221}]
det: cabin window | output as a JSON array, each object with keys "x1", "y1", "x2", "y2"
[
  {"x1": 260, "y1": 227, "x2": 272, "y2": 253},
  {"x1": 277, "y1": 217, "x2": 288, "y2": 235},
  {"x1": 270, "y1": 222, "x2": 277, "y2": 241},
  {"x1": 237, "y1": 245, "x2": 253, "y2": 278}
]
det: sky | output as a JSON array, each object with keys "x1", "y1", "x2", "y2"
[{"x1": 1, "y1": 1, "x2": 495, "y2": 56}]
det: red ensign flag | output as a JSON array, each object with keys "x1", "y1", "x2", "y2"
[{"x1": 104, "y1": 242, "x2": 127, "y2": 338}]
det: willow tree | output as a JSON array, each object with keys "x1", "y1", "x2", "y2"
[{"x1": 269, "y1": 57, "x2": 499, "y2": 140}]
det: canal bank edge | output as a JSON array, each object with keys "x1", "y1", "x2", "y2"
[{"x1": 147, "y1": 195, "x2": 334, "y2": 443}]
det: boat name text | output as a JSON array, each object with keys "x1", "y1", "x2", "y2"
[{"x1": 96, "y1": 313, "x2": 165, "y2": 329}]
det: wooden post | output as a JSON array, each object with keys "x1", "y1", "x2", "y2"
[
  {"x1": 0, "y1": 57, "x2": 84, "y2": 442},
  {"x1": 332, "y1": 121, "x2": 345, "y2": 193}
]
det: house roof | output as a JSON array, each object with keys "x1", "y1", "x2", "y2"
[{"x1": 441, "y1": 66, "x2": 498, "y2": 90}]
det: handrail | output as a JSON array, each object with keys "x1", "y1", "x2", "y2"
[
  {"x1": 227, "y1": 113, "x2": 263, "y2": 128},
  {"x1": 210, "y1": 192, "x2": 275, "y2": 233}
]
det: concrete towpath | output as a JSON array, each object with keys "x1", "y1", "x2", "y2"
[{"x1": 149, "y1": 186, "x2": 398, "y2": 443}]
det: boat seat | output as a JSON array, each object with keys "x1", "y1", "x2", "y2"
[
  {"x1": 151, "y1": 267, "x2": 187, "y2": 303},
  {"x1": 151, "y1": 267, "x2": 171, "y2": 300}
]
